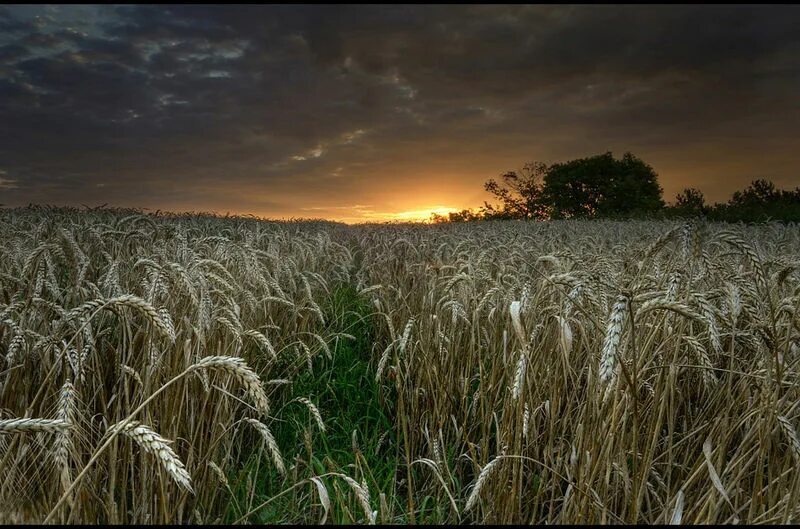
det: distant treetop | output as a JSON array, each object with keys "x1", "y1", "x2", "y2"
[{"x1": 432, "y1": 152, "x2": 799, "y2": 224}]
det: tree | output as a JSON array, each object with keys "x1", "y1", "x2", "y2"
[
  {"x1": 729, "y1": 179, "x2": 778, "y2": 207},
  {"x1": 671, "y1": 187, "x2": 708, "y2": 217},
  {"x1": 542, "y1": 152, "x2": 664, "y2": 219},
  {"x1": 482, "y1": 162, "x2": 549, "y2": 220},
  {"x1": 460, "y1": 156, "x2": 799, "y2": 224},
  {"x1": 711, "y1": 179, "x2": 800, "y2": 222},
  {"x1": 430, "y1": 208, "x2": 484, "y2": 223}
]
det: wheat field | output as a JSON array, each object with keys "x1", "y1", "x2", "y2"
[{"x1": 1, "y1": 206, "x2": 799, "y2": 524}]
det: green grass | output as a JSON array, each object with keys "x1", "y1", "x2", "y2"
[{"x1": 226, "y1": 284, "x2": 398, "y2": 524}]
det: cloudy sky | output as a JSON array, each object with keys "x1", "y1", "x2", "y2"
[{"x1": 0, "y1": 5, "x2": 798, "y2": 221}]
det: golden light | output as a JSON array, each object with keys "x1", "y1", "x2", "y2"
[{"x1": 380, "y1": 206, "x2": 461, "y2": 222}]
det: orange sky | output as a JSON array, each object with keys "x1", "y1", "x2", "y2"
[
  {"x1": 1, "y1": 6, "x2": 798, "y2": 221},
  {"x1": 140, "y1": 138, "x2": 799, "y2": 224}
]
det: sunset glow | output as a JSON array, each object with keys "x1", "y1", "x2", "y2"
[
  {"x1": 385, "y1": 206, "x2": 461, "y2": 222},
  {"x1": 348, "y1": 206, "x2": 462, "y2": 223},
  {"x1": 297, "y1": 204, "x2": 463, "y2": 224},
  {"x1": 0, "y1": 5, "x2": 797, "y2": 220}
]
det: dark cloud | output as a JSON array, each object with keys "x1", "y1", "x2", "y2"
[{"x1": 0, "y1": 5, "x2": 798, "y2": 219}]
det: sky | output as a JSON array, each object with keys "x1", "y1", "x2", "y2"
[{"x1": 0, "y1": 5, "x2": 798, "y2": 222}]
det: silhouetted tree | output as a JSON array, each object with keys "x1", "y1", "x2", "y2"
[
  {"x1": 731, "y1": 179, "x2": 778, "y2": 207},
  {"x1": 482, "y1": 162, "x2": 549, "y2": 220},
  {"x1": 543, "y1": 152, "x2": 664, "y2": 219},
  {"x1": 430, "y1": 208, "x2": 484, "y2": 223},
  {"x1": 671, "y1": 187, "x2": 708, "y2": 217},
  {"x1": 438, "y1": 154, "x2": 798, "y2": 224},
  {"x1": 710, "y1": 179, "x2": 800, "y2": 222}
]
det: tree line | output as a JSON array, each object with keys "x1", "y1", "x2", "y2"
[{"x1": 432, "y1": 152, "x2": 800, "y2": 223}]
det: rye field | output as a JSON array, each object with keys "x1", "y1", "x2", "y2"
[{"x1": 1, "y1": 206, "x2": 799, "y2": 524}]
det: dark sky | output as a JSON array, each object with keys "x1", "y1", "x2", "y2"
[{"x1": 1, "y1": 5, "x2": 798, "y2": 221}]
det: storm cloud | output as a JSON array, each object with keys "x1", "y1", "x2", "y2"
[{"x1": 0, "y1": 5, "x2": 798, "y2": 220}]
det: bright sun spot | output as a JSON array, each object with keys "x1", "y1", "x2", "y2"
[{"x1": 386, "y1": 206, "x2": 460, "y2": 222}]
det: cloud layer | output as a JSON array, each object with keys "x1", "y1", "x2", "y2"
[{"x1": 1, "y1": 5, "x2": 798, "y2": 219}]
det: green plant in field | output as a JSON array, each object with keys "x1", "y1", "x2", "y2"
[{"x1": 228, "y1": 285, "x2": 398, "y2": 524}]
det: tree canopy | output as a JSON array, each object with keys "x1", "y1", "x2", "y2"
[
  {"x1": 543, "y1": 152, "x2": 664, "y2": 219},
  {"x1": 476, "y1": 151, "x2": 665, "y2": 220},
  {"x1": 482, "y1": 162, "x2": 549, "y2": 220},
  {"x1": 687, "y1": 179, "x2": 800, "y2": 222},
  {"x1": 432, "y1": 152, "x2": 800, "y2": 223}
]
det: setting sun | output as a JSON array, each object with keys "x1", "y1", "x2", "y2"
[
  {"x1": 380, "y1": 206, "x2": 460, "y2": 223},
  {"x1": 306, "y1": 204, "x2": 465, "y2": 224}
]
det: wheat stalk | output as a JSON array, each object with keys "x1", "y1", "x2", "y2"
[
  {"x1": 245, "y1": 418, "x2": 285, "y2": 475},
  {"x1": 599, "y1": 295, "x2": 628, "y2": 385},
  {"x1": 112, "y1": 420, "x2": 193, "y2": 493},
  {"x1": 465, "y1": 456, "x2": 503, "y2": 511},
  {"x1": 192, "y1": 355, "x2": 270, "y2": 415},
  {"x1": 297, "y1": 397, "x2": 326, "y2": 432},
  {"x1": 0, "y1": 418, "x2": 68, "y2": 434}
]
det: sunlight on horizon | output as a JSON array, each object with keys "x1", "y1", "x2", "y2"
[{"x1": 333, "y1": 205, "x2": 461, "y2": 224}]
